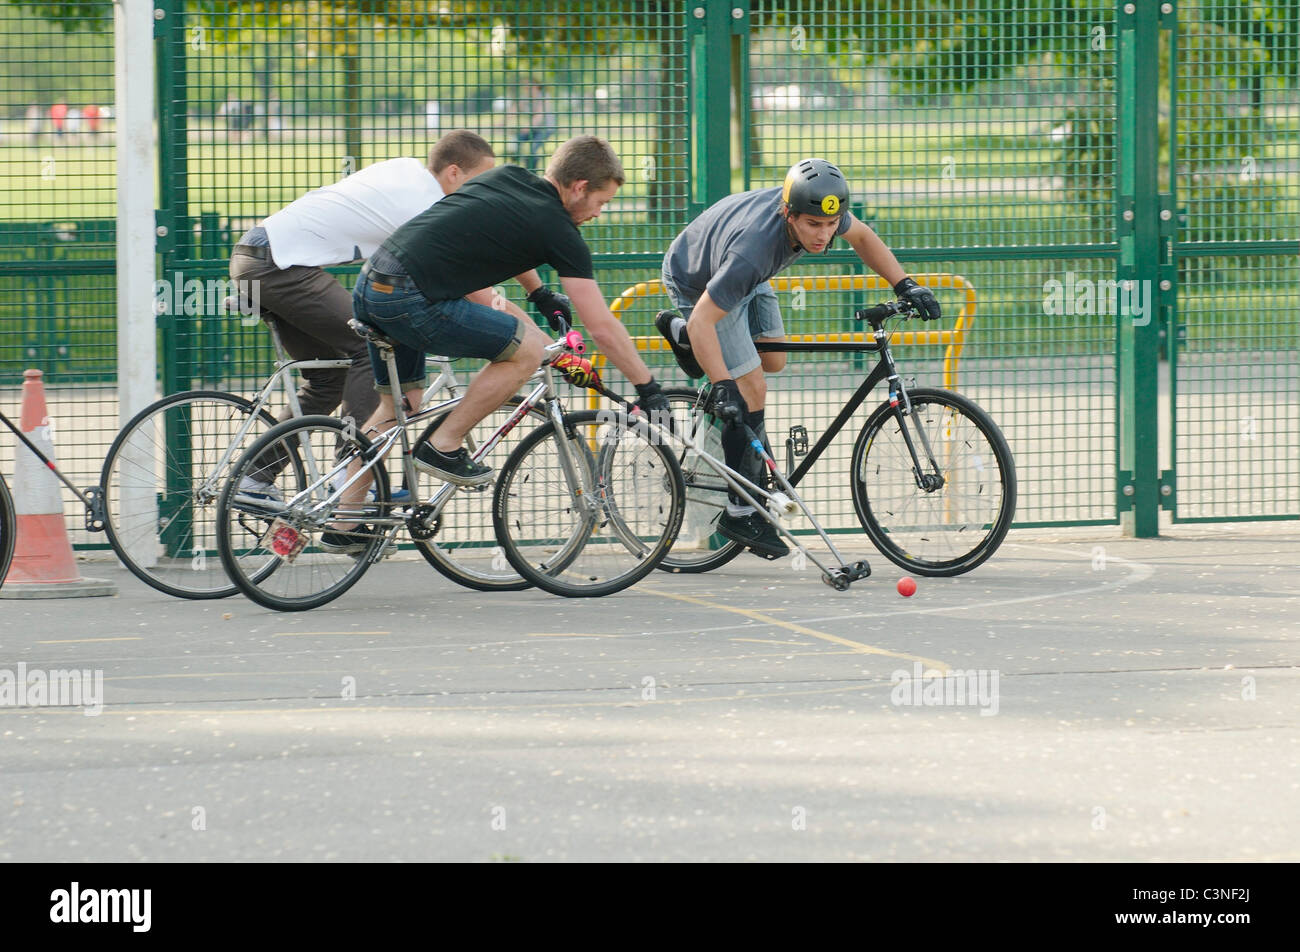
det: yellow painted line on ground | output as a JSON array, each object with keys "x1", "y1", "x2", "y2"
[
  {"x1": 641, "y1": 586, "x2": 950, "y2": 674},
  {"x1": 37, "y1": 637, "x2": 144, "y2": 644},
  {"x1": 273, "y1": 631, "x2": 390, "y2": 637},
  {"x1": 730, "y1": 638, "x2": 811, "y2": 646}
]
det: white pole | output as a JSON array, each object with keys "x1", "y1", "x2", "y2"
[{"x1": 115, "y1": 0, "x2": 159, "y2": 567}]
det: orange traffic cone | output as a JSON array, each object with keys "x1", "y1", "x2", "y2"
[{"x1": 1, "y1": 369, "x2": 115, "y2": 598}]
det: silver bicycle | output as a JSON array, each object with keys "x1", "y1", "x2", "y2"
[
  {"x1": 100, "y1": 304, "x2": 534, "y2": 598},
  {"x1": 215, "y1": 321, "x2": 684, "y2": 610}
]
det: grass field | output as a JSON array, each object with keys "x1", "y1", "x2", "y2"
[{"x1": 1, "y1": 112, "x2": 1296, "y2": 387}]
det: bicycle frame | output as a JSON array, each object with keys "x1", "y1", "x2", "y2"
[
  {"x1": 754, "y1": 317, "x2": 941, "y2": 491},
  {"x1": 278, "y1": 334, "x2": 595, "y2": 553},
  {"x1": 193, "y1": 320, "x2": 482, "y2": 511}
]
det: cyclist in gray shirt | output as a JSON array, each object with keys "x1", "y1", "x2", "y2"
[{"x1": 656, "y1": 157, "x2": 942, "y2": 559}]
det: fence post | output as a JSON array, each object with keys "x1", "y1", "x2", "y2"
[
  {"x1": 116, "y1": 0, "x2": 157, "y2": 422},
  {"x1": 688, "y1": 1, "x2": 733, "y2": 209},
  {"x1": 1115, "y1": 0, "x2": 1162, "y2": 537},
  {"x1": 113, "y1": 0, "x2": 159, "y2": 569}
]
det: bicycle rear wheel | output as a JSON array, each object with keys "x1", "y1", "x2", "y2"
[
  {"x1": 100, "y1": 391, "x2": 281, "y2": 599},
  {"x1": 216, "y1": 415, "x2": 390, "y2": 611},
  {"x1": 411, "y1": 396, "x2": 546, "y2": 591},
  {"x1": 0, "y1": 473, "x2": 15, "y2": 588},
  {"x1": 493, "y1": 409, "x2": 685, "y2": 598},
  {"x1": 851, "y1": 388, "x2": 1016, "y2": 576}
]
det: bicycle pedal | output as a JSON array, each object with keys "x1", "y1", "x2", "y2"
[
  {"x1": 845, "y1": 559, "x2": 871, "y2": 581},
  {"x1": 821, "y1": 572, "x2": 851, "y2": 592},
  {"x1": 83, "y1": 485, "x2": 106, "y2": 532}
]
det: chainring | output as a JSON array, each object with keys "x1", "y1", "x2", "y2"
[{"x1": 405, "y1": 504, "x2": 441, "y2": 540}]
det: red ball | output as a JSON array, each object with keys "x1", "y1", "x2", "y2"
[{"x1": 897, "y1": 576, "x2": 917, "y2": 597}]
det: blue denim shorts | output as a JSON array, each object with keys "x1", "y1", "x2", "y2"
[
  {"x1": 660, "y1": 268, "x2": 785, "y2": 378},
  {"x1": 352, "y1": 266, "x2": 528, "y2": 390}
]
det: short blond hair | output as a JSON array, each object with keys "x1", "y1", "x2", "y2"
[{"x1": 546, "y1": 135, "x2": 625, "y2": 189}]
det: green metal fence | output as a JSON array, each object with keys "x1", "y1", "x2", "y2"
[
  {"x1": 1, "y1": 0, "x2": 1296, "y2": 553},
  {"x1": 0, "y1": 1, "x2": 118, "y2": 547},
  {"x1": 1171, "y1": 1, "x2": 1300, "y2": 521}
]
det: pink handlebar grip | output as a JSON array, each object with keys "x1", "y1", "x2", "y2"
[{"x1": 565, "y1": 330, "x2": 586, "y2": 354}]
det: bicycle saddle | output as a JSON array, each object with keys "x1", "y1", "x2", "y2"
[{"x1": 348, "y1": 318, "x2": 397, "y2": 348}]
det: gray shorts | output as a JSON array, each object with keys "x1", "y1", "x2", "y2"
[{"x1": 661, "y1": 269, "x2": 784, "y2": 379}]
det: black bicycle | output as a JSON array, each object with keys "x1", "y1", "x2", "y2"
[{"x1": 655, "y1": 299, "x2": 1017, "y2": 578}]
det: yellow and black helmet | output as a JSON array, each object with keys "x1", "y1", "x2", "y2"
[{"x1": 781, "y1": 158, "x2": 849, "y2": 217}]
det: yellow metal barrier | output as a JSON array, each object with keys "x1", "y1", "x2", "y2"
[{"x1": 589, "y1": 274, "x2": 976, "y2": 409}]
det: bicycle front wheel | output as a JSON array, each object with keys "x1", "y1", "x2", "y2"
[
  {"x1": 655, "y1": 387, "x2": 743, "y2": 574},
  {"x1": 100, "y1": 390, "x2": 281, "y2": 599},
  {"x1": 0, "y1": 473, "x2": 15, "y2": 588},
  {"x1": 851, "y1": 388, "x2": 1016, "y2": 576},
  {"x1": 217, "y1": 415, "x2": 390, "y2": 611},
  {"x1": 493, "y1": 409, "x2": 685, "y2": 598},
  {"x1": 411, "y1": 396, "x2": 546, "y2": 592}
]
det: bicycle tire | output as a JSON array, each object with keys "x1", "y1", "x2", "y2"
[
  {"x1": 216, "y1": 415, "x2": 390, "y2": 611},
  {"x1": 493, "y1": 409, "x2": 685, "y2": 598},
  {"x1": 0, "y1": 473, "x2": 15, "y2": 588},
  {"x1": 655, "y1": 387, "x2": 744, "y2": 574},
  {"x1": 411, "y1": 396, "x2": 547, "y2": 592},
  {"x1": 851, "y1": 387, "x2": 1016, "y2": 577},
  {"x1": 100, "y1": 390, "x2": 282, "y2": 599}
]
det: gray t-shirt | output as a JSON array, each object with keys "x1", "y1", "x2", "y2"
[{"x1": 663, "y1": 186, "x2": 855, "y2": 313}]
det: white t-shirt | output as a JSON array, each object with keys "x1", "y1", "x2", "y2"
[{"x1": 262, "y1": 157, "x2": 444, "y2": 268}]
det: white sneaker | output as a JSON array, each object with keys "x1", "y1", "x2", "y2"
[{"x1": 234, "y1": 476, "x2": 283, "y2": 507}]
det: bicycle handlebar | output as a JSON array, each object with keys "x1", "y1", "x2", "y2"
[{"x1": 854, "y1": 299, "x2": 920, "y2": 324}]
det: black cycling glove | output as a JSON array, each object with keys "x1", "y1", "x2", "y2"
[
  {"x1": 894, "y1": 277, "x2": 942, "y2": 322},
  {"x1": 633, "y1": 378, "x2": 675, "y2": 433},
  {"x1": 527, "y1": 286, "x2": 573, "y2": 332},
  {"x1": 708, "y1": 379, "x2": 748, "y2": 425}
]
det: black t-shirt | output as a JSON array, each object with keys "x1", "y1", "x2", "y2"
[{"x1": 381, "y1": 165, "x2": 594, "y2": 301}]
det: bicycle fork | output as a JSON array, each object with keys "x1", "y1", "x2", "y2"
[{"x1": 887, "y1": 372, "x2": 946, "y2": 494}]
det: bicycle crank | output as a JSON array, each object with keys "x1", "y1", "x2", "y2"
[{"x1": 406, "y1": 504, "x2": 441, "y2": 540}]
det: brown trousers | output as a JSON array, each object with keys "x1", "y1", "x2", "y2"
[{"x1": 230, "y1": 249, "x2": 379, "y2": 425}]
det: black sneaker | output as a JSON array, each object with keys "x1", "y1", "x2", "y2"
[
  {"x1": 319, "y1": 525, "x2": 371, "y2": 554},
  {"x1": 716, "y1": 510, "x2": 789, "y2": 560},
  {"x1": 655, "y1": 309, "x2": 704, "y2": 379},
  {"x1": 413, "y1": 443, "x2": 494, "y2": 487}
]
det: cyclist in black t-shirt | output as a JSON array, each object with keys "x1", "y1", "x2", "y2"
[{"x1": 337, "y1": 137, "x2": 671, "y2": 545}]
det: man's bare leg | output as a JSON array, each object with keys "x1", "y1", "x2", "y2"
[{"x1": 427, "y1": 326, "x2": 547, "y2": 453}]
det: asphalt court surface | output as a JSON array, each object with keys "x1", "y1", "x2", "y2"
[{"x1": 1, "y1": 522, "x2": 1297, "y2": 861}]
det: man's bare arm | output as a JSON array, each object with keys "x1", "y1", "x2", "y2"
[
  {"x1": 681, "y1": 292, "x2": 732, "y2": 382},
  {"x1": 843, "y1": 218, "x2": 907, "y2": 285}
]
